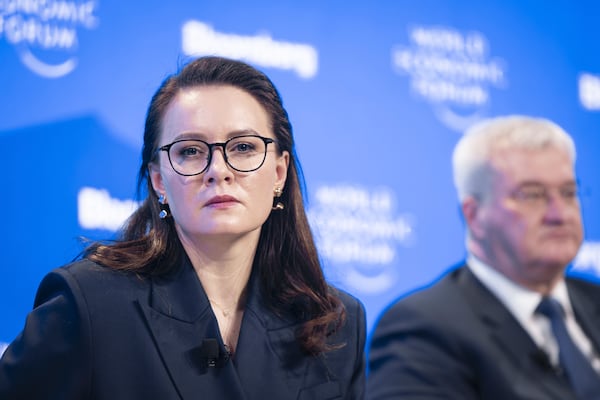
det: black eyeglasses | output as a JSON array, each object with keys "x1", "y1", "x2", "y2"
[{"x1": 157, "y1": 135, "x2": 275, "y2": 176}]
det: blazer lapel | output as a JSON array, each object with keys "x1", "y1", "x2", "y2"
[
  {"x1": 568, "y1": 279, "x2": 600, "y2": 353},
  {"x1": 457, "y1": 266, "x2": 573, "y2": 399},
  {"x1": 233, "y1": 270, "x2": 310, "y2": 398},
  {"x1": 137, "y1": 260, "x2": 247, "y2": 400}
]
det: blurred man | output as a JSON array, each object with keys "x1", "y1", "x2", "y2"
[{"x1": 368, "y1": 115, "x2": 600, "y2": 400}]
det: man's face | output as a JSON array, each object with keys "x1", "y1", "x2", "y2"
[{"x1": 470, "y1": 146, "x2": 583, "y2": 291}]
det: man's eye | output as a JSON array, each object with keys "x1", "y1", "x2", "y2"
[
  {"x1": 523, "y1": 191, "x2": 545, "y2": 199},
  {"x1": 560, "y1": 187, "x2": 578, "y2": 199},
  {"x1": 514, "y1": 189, "x2": 546, "y2": 202}
]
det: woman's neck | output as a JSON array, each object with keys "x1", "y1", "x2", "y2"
[
  {"x1": 180, "y1": 232, "x2": 257, "y2": 307},
  {"x1": 179, "y1": 232, "x2": 259, "y2": 357}
]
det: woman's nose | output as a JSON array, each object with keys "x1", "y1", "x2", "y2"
[{"x1": 203, "y1": 146, "x2": 233, "y2": 183}]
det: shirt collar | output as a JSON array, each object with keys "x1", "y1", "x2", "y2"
[{"x1": 466, "y1": 254, "x2": 571, "y2": 322}]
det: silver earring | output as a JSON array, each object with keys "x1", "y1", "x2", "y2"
[
  {"x1": 272, "y1": 187, "x2": 284, "y2": 211},
  {"x1": 158, "y1": 194, "x2": 169, "y2": 219}
]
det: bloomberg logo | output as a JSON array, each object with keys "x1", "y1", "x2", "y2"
[
  {"x1": 0, "y1": 0, "x2": 99, "y2": 78},
  {"x1": 181, "y1": 20, "x2": 318, "y2": 80}
]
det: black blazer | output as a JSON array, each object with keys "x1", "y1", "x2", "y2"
[
  {"x1": 0, "y1": 259, "x2": 366, "y2": 399},
  {"x1": 367, "y1": 265, "x2": 600, "y2": 400}
]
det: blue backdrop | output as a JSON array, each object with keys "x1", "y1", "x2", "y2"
[{"x1": 1, "y1": 0, "x2": 600, "y2": 350}]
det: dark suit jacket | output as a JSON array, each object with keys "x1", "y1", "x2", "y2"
[
  {"x1": 0, "y1": 259, "x2": 366, "y2": 399},
  {"x1": 367, "y1": 265, "x2": 600, "y2": 400}
]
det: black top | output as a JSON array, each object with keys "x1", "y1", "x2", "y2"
[
  {"x1": 368, "y1": 265, "x2": 600, "y2": 400},
  {"x1": 1, "y1": 258, "x2": 366, "y2": 399}
]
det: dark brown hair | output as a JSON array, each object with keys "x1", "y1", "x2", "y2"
[{"x1": 84, "y1": 56, "x2": 345, "y2": 354}]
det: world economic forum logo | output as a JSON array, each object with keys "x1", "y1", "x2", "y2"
[
  {"x1": 0, "y1": 0, "x2": 99, "y2": 78},
  {"x1": 391, "y1": 24, "x2": 507, "y2": 132},
  {"x1": 308, "y1": 184, "x2": 415, "y2": 294}
]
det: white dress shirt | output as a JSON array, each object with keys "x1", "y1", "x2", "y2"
[{"x1": 467, "y1": 254, "x2": 600, "y2": 372}]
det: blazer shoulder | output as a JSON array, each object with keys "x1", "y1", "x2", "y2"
[
  {"x1": 59, "y1": 258, "x2": 148, "y2": 287},
  {"x1": 567, "y1": 275, "x2": 600, "y2": 294},
  {"x1": 35, "y1": 259, "x2": 149, "y2": 307},
  {"x1": 386, "y1": 265, "x2": 465, "y2": 308},
  {"x1": 373, "y1": 265, "x2": 472, "y2": 330},
  {"x1": 330, "y1": 285, "x2": 365, "y2": 314},
  {"x1": 324, "y1": 286, "x2": 367, "y2": 399},
  {"x1": 329, "y1": 285, "x2": 367, "y2": 338},
  {"x1": 327, "y1": 284, "x2": 366, "y2": 352}
]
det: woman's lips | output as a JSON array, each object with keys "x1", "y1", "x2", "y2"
[{"x1": 205, "y1": 195, "x2": 239, "y2": 207}]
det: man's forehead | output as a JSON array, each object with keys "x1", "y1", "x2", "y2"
[{"x1": 490, "y1": 147, "x2": 575, "y2": 185}]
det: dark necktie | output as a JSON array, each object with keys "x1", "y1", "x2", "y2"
[{"x1": 536, "y1": 296, "x2": 600, "y2": 400}]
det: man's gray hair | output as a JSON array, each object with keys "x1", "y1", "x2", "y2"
[{"x1": 452, "y1": 115, "x2": 576, "y2": 201}]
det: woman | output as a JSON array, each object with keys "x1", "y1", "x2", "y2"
[{"x1": 0, "y1": 56, "x2": 365, "y2": 399}]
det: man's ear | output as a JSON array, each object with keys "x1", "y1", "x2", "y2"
[{"x1": 462, "y1": 196, "x2": 484, "y2": 239}]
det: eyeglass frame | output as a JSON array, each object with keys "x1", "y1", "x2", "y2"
[{"x1": 156, "y1": 134, "x2": 276, "y2": 176}]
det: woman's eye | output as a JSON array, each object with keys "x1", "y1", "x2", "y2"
[
  {"x1": 181, "y1": 147, "x2": 198, "y2": 156},
  {"x1": 179, "y1": 146, "x2": 207, "y2": 157},
  {"x1": 231, "y1": 142, "x2": 255, "y2": 153}
]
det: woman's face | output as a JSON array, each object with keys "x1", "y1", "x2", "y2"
[{"x1": 149, "y1": 85, "x2": 289, "y2": 246}]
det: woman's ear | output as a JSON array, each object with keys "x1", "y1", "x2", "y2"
[
  {"x1": 148, "y1": 162, "x2": 165, "y2": 195},
  {"x1": 275, "y1": 150, "x2": 290, "y2": 189}
]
